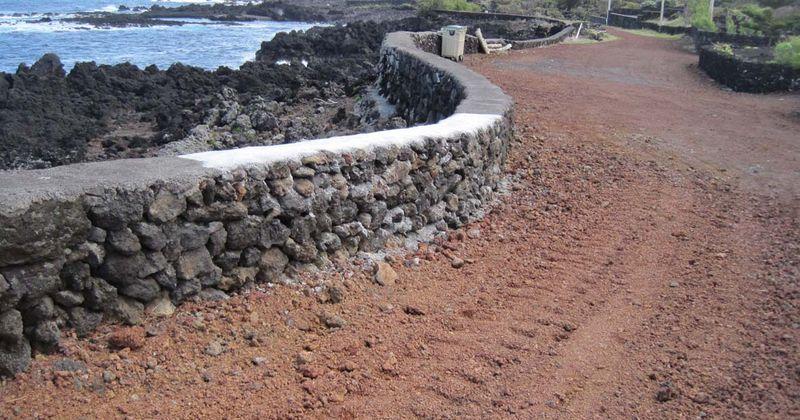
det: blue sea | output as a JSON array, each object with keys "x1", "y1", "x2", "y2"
[{"x1": 0, "y1": 1, "x2": 315, "y2": 73}]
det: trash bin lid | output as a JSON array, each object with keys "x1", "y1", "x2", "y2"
[{"x1": 443, "y1": 25, "x2": 466, "y2": 30}]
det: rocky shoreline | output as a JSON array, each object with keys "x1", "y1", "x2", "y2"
[
  {"x1": 0, "y1": 19, "x2": 420, "y2": 171},
  {"x1": 64, "y1": 0, "x2": 414, "y2": 28},
  {"x1": 0, "y1": 4, "x2": 561, "y2": 171}
]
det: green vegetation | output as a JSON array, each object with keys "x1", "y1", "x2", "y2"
[
  {"x1": 724, "y1": 5, "x2": 768, "y2": 35},
  {"x1": 712, "y1": 42, "x2": 735, "y2": 56},
  {"x1": 723, "y1": 3, "x2": 800, "y2": 38},
  {"x1": 774, "y1": 36, "x2": 800, "y2": 69},
  {"x1": 418, "y1": 0, "x2": 482, "y2": 11},
  {"x1": 614, "y1": 0, "x2": 641, "y2": 8},
  {"x1": 688, "y1": 0, "x2": 717, "y2": 31}
]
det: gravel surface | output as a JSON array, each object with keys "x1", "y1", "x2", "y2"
[{"x1": 0, "y1": 29, "x2": 797, "y2": 418}]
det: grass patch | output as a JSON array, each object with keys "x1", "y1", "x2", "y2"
[{"x1": 618, "y1": 28, "x2": 683, "y2": 39}]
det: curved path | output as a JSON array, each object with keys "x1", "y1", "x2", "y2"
[{"x1": 1, "y1": 29, "x2": 798, "y2": 418}]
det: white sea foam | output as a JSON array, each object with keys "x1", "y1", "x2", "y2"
[
  {"x1": 0, "y1": 19, "x2": 93, "y2": 34},
  {"x1": 180, "y1": 113, "x2": 502, "y2": 169},
  {"x1": 0, "y1": 15, "x2": 278, "y2": 34},
  {"x1": 0, "y1": 17, "x2": 154, "y2": 34}
]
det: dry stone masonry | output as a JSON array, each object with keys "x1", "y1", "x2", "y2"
[
  {"x1": 0, "y1": 31, "x2": 512, "y2": 376},
  {"x1": 698, "y1": 46, "x2": 800, "y2": 93}
]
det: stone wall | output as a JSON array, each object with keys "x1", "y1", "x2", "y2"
[
  {"x1": 0, "y1": 31, "x2": 512, "y2": 376},
  {"x1": 607, "y1": 12, "x2": 641, "y2": 29},
  {"x1": 508, "y1": 25, "x2": 575, "y2": 50},
  {"x1": 611, "y1": 7, "x2": 682, "y2": 21},
  {"x1": 640, "y1": 21, "x2": 691, "y2": 35},
  {"x1": 411, "y1": 23, "x2": 575, "y2": 56},
  {"x1": 692, "y1": 30, "x2": 775, "y2": 50},
  {"x1": 698, "y1": 46, "x2": 800, "y2": 93},
  {"x1": 411, "y1": 32, "x2": 481, "y2": 56},
  {"x1": 430, "y1": 9, "x2": 570, "y2": 28}
]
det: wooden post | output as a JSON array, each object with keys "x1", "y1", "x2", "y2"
[
  {"x1": 709, "y1": 0, "x2": 715, "y2": 21},
  {"x1": 475, "y1": 28, "x2": 490, "y2": 54}
]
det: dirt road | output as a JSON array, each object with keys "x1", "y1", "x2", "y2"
[{"x1": 1, "y1": 29, "x2": 798, "y2": 418}]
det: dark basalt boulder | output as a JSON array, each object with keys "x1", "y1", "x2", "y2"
[{"x1": 29, "y1": 53, "x2": 66, "y2": 78}]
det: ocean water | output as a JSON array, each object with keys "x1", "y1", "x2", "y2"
[{"x1": 0, "y1": 1, "x2": 316, "y2": 73}]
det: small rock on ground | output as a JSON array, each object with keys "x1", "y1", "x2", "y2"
[
  {"x1": 374, "y1": 262, "x2": 398, "y2": 286},
  {"x1": 204, "y1": 341, "x2": 225, "y2": 357},
  {"x1": 107, "y1": 327, "x2": 145, "y2": 350}
]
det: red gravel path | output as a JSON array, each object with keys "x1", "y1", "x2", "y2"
[{"x1": 1, "y1": 29, "x2": 798, "y2": 419}]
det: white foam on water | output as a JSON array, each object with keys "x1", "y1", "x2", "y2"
[
  {"x1": 0, "y1": 19, "x2": 99, "y2": 34},
  {"x1": 180, "y1": 113, "x2": 502, "y2": 170}
]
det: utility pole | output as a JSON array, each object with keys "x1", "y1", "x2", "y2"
[
  {"x1": 606, "y1": 0, "x2": 612, "y2": 25},
  {"x1": 659, "y1": 0, "x2": 666, "y2": 26}
]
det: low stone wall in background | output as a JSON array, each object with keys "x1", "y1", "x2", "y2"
[
  {"x1": 698, "y1": 46, "x2": 800, "y2": 93},
  {"x1": 640, "y1": 21, "x2": 690, "y2": 35},
  {"x1": 431, "y1": 9, "x2": 570, "y2": 29},
  {"x1": 0, "y1": 31, "x2": 513, "y2": 377},
  {"x1": 411, "y1": 31, "x2": 481, "y2": 56},
  {"x1": 692, "y1": 30, "x2": 775, "y2": 50},
  {"x1": 611, "y1": 7, "x2": 682, "y2": 22},
  {"x1": 508, "y1": 25, "x2": 575, "y2": 49},
  {"x1": 607, "y1": 12, "x2": 641, "y2": 29},
  {"x1": 412, "y1": 22, "x2": 575, "y2": 56}
]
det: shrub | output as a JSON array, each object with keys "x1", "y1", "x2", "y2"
[
  {"x1": 775, "y1": 36, "x2": 800, "y2": 69},
  {"x1": 740, "y1": 4, "x2": 774, "y2": 32},
  {"x1": 772, "y1": 10, "x2": 800, "y2": 38},
  {"x1": 688, "y1": 0, "x2": 717, "y2": 31},
  {"x1": 712, "y1": 42, "x2": 734, "y2": 56},
  {"x1": 616, "y1": 0, "x2": 640, "y2": 9},
  {"x1": 418, "y1": 0, "x2": 482, "y2": 12},
  {"x1": 726, "y1": 4, "x2": 799, "y2": 38},
  {"x1": 641, "y1": 0, "x2": 659, "y2": 10},
  {"x1": 488, "y1": 0, "x2": 525, "y2": 14},
  {"x1": 726, "y1": 6, "x2": 762, "y2": 35}
]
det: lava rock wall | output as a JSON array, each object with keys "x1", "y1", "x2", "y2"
[
  {"x1": 509, "y1": 25, "x2": 575, "y2": 49},
  {"x1": 0, "y1": 31, "x2": 512, "y2": 377},
  {"x1": 607, "y1": 12, "x2": 641, "y2": 29},
  {"x1": 639, "y1": 21, "x2": 690, "y2": 35},
  {"x1": 692, "y1": 30, "x2": 774, "y2": 50},
  {"x1": 698, "y1": 46, "x2": 800, "y2": 93}
]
